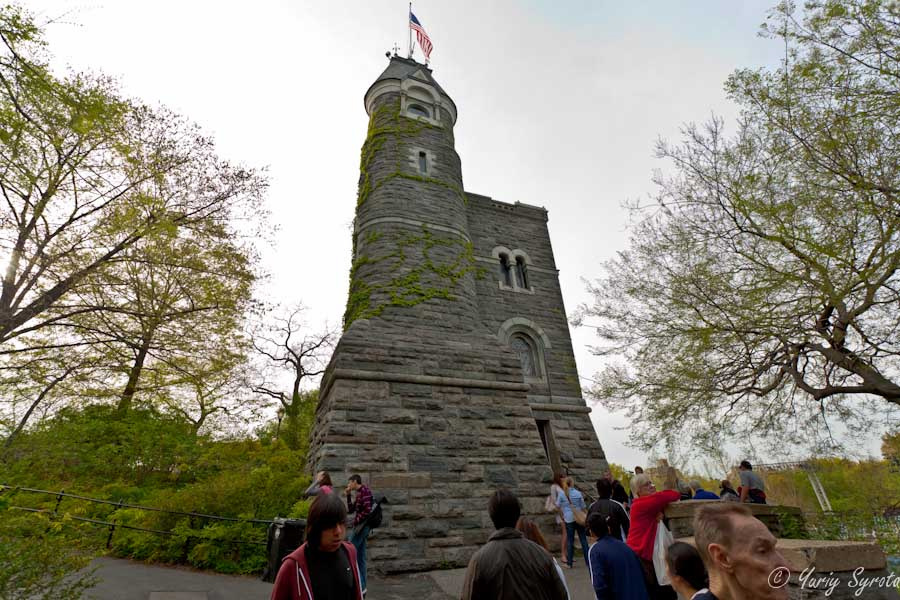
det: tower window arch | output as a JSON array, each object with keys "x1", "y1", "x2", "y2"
[
  {"x1": 510, "y1": 333, "x2": 541, "y2": 377},
  {"x1": 418, "y1": 151, "x2": 428, "y2": 174},
  {"x1": 498, "y1": 253, "x2": 513, "y2": 287},
  {"x1": 407, "y1": 103, "x2": 430, "y2": 118},
  {"x1": 515, "y1": 256, "x2": 528, "y2": 289}
]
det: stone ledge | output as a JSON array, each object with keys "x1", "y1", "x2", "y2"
[
  {"x1": 665, "y1": 501, "x2": 802, "y2": 519},
  {"x1": 529, "y1": 403, "x2": 592, "y2": 414},
  {"x1": 326, "y1": 369, "x2": 531, "y2": 395},
  {"x1": 679, "y1": 537, "x2": 887, "y2": 572}
]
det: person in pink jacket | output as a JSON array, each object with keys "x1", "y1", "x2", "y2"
[{"x1": 271, "y1": 492, "x2": 363, "y2": 600}]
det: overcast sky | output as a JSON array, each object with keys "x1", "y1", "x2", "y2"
[{"x1": 26, "y1": 0, "x2": 844, "y2": 471}]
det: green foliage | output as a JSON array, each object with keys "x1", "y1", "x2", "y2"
[
  {"x1": 343, "y1": 225, "x2": 483, "y2": 328},
  {"x1": 0, "y1": 507, "x2": 98, "y2": 600},
  {"x1": 1, "y1": 405, "x2": 310, "y2": 575},
  {"x1": 578, "y1": 0, "x2": 900, "y2": 451}
]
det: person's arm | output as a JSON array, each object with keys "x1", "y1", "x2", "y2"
[
  {"x1": 589, "y1": 546, "x2": 608, "y2": 600},
  {"x1": 355, "y1": 487, "x2": 373, "y2": 525},
  {"x1": 270, "y1": 558, "x2": 298, "y2": 600},
  {"x1": 616, "y1": 504, "x2": 630, "y2": 537},
  {"x1": 640, "y1": 490, "x2": 680, "y2": 514},
  {"x1": 552, "y1": 559, "x2": 570, "y2": 600},
  {"x1": 303, "y1": 482, "x2": 320, "y2": 498},
  {"x1": 460, "y1": 557, "x2": 478, "y2": 600}
]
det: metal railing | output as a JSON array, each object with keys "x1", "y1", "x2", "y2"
[{"x1": 0, "y1": 484, "x2": 268, "y2": 549}]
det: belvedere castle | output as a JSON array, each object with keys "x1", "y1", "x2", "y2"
[{"x1": 308, "y1": 54, "x2": 609, "y2": 573}]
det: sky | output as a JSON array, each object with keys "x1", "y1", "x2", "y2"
[{"x1": 24, "y1": 0, "x2": 847, "y2": 471}]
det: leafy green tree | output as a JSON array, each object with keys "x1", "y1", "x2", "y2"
[
  {"x1": 578, "y1": 0, "x2": 900, "y2": 450},
  {"x1": 0, "y1": 5, "x2": 265, "y2": 351},
  {"x1": 68, "y1": 225, "x2": 256, "y2": 416}
]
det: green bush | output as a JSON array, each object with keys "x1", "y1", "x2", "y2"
[{"x1": 1, "y1": 404, "x2": 316, "y2": 575}]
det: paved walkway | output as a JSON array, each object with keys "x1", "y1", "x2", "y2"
[{"x1": 85, "y1": 556, "x2": 597, "y2": 599}]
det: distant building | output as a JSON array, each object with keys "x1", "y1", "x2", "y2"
[{"x1": 308, "y1": 55, "x2": 609, "y2": 572}]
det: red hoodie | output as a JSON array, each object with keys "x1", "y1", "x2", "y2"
[
  {"x1": 626, "y1": 490, "x2": 680, "y2": 561},
  {"x1": 270, "y1": 541, "x2": 363, "y2": 600}
]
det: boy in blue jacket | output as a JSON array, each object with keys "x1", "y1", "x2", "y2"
[{"x1": 587, "y1": 511, "x2": 649, "y2": 600}]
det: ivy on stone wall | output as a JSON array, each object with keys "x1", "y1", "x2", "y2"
[
  {"x1": 343, "y1": 224, "x2": 484, "y2": 329},
  {"x1": 356, "y1": 100, "x2": 467, "y2": 207}
]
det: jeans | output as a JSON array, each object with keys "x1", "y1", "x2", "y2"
[
  {"x1": 564, "y1": 521, "x2": 589, "y2": 567},
  {"x1": 349, "y1": 524, "x2": 370, "y2": 592}
]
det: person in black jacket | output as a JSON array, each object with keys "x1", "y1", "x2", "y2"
[
  {"x1": 461, "y1": 489, "x2": 568, "y2": 600},
  {"x1": 587, "y1": 478, "x2": 630, "y2": 542}
]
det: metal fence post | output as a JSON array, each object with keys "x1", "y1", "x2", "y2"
[
  {"x1": 53, "y1": 490, "x2": 64, "y2": 516},
  {"x1": 106, "y1": 500, "x2": 123, "y2": 549}
]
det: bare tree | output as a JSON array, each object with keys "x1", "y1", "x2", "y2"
[{"x1": 252, "y1": 304, "x2": 335, "y2": 448}]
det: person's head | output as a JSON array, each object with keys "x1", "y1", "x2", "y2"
[
  {"x1": 678, "y1": 481, "x2": 692, "y2": 497},
  {"x1": 689, "y1": 480, "x2": 702, "y2": 492},
  {"x1": 552, "y1": 472, "x2": 566, "y2": 488},
  {"x1": 596, "y1": 478, "x2": 613, "y2": 500},
  {"x1": 603, "y1": 469, "x2": 613, "y2": 481},
  {"x1": 630, "y1": 473, "x2": 656, "y2": 497},
  {"x1": 515, "y1": 516, "x2": 549, "y2": 551},
  {"x1": 721, "y1": 479, "x2": 735, "y2": 490},
  {"x1": 348, "y1": 474, "x2": 362, "y2": 491},
  {"x1": 305, "y1": 492, "x2": 347, "y2": 553},
  {"x1": 665, "y1": 541, "x2": 709, "y2": 595},
  {"x1": 488, "y1": 489, "x2": 521, "y2": 530},
  {"x1": 566, "y1": 476, "x2": 575, "y2": 488},
  {"x1": 634, "y1": 466, "x2": 644, "y2": 474},
  {"x1": 739, "y1": 460, "x2": 752, "y2": 471},
  {"x1": 694, "y1": 504, "x2": 789, "y2": 600},
  {"x1": 587, "y1": 511, "x2": 610, "y2": 539},
  {"x1": 317, "y1": 471, "x2": 333, "y2": 487}
]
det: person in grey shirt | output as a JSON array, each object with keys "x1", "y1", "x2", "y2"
[{"x1": 738, "y1": 461, "x2": 766, "y2": 504}]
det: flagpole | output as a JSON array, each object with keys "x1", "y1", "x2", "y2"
[{"x1": 408, "y1": 3, "x2": 413, "y2": 59}]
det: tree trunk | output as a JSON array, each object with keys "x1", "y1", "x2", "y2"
[{"x1": 117, "y1": 336, "x2": 152, "y2": 413}]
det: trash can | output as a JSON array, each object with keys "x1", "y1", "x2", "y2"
[{"x1": 262, "y1": 517, "x2": 306, "y2": 582}]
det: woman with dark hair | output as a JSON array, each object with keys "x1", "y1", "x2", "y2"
[
  {"x1": 664, "y1": 542, "x2": 709, "y2": 600},
  {"x1": 271, "y1": 493, "x2": 363, "y2": 600},
  {"x1": 516, "y1": 516, "x2": 571, "y2": 600},
  {"x1": 719, "y1": 479, "x2": 739, "y2": 502},
  {"x1": 549, "y1": 472, "x2": 568, "y2": 563},
  {"x1": 303, "y1": 470, "x2": 334, "y2": 497}
]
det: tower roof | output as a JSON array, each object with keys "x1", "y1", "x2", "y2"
[{"x1": 364, "y1": 55, "x2": 457, "y2": 117}]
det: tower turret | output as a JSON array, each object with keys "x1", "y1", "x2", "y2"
[{"x1": 346, "y1": 56, "x2": 478, "y2": 331}]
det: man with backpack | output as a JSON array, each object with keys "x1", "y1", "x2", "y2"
[{"x1": 345, "y1": 474, "x2": 373, "y2": 594}]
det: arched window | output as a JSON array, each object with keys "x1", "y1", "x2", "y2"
[
  {"x1": 418, "y1": 151, "x2": 428, "y2": 174},
  {"x1": 498, "y1": 253, "x2": 513, "y2": 287},
  {"x1": 510, "y1": 333, "x2": 540, "y2": 377},
  {"x1": 407, "y1": 104, "x2": 430, "y2": 118},
  {"x1": 515, "y1": 256, "x2": 528, "y2": 289}
]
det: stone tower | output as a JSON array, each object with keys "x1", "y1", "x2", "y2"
[{"x1": 308, "y1": 55, "x2": 609, "y2": 573}]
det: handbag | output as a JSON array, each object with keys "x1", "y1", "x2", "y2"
[
  {"x1": 564, "y1": 489, "x2": 587, "y2": 527},
  {"x1": 544, "y1": 494, "x2": 557, "y2": 513},
  {"x1": 652, "y1": 521, "x2": 675, "y2": 586}
]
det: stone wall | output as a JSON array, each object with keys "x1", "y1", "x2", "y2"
[{"x1": 466, "y1": 192, "x2": 608, "y2": 485}]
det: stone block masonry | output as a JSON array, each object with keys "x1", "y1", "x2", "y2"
[{"x1": 308, "y1": 55, "x2": 609, "y2": 573}]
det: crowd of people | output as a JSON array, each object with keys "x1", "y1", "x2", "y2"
[{"x1": 271, "y1": 461, "x2": 780, "y2": 600}]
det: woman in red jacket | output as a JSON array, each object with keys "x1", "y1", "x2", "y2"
[
  {"x1": 271, "y1": 492, "x2": 364, "y2": 600},
  {"x1": 626, "y1": 474, "x2": 679, "y2": 600}
]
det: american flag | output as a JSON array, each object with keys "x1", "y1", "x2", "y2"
[{"x1": 409, "y1": 12, "x2": 433, "y2": 60}]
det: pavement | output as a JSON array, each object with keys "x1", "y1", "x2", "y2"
[{"x1": 84, "y1": 556, "x2": 598, "y2": 599}]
